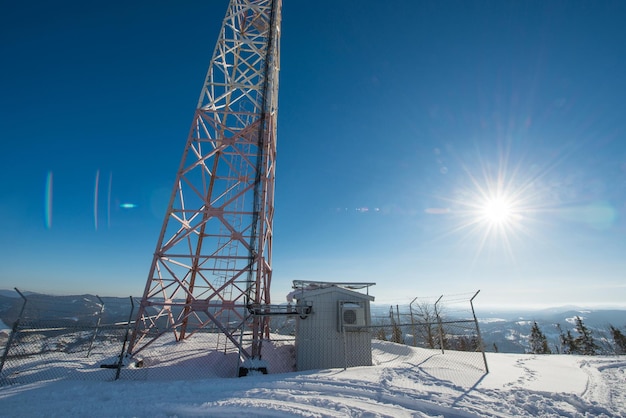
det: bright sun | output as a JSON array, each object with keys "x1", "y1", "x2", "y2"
[
  {"x1": 432, "y1": 150, "x2": 546, "y2": 261},
  {"x1": 480, "y1": 196, "x2": 515, "y2": 226}
]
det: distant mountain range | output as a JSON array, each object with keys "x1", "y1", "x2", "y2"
[
  {"x1": 1, "y1": 290, "x2": 625, "y2": 354},
  {"x1": 0, "y1": 291, "x2": 134, "y2": 328},
  {"x1": 368, "y1": 303, "x2": 626, "y2": 354},
  {"x1": 474, "y1": 308, "x2": 626, "y2": 353},
  {"x1": 0, "y1": 289, "x2": 34, "y2": 298}
]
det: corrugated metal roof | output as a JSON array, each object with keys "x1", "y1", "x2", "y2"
[{"x1": 289, "y1": 285, "x2": 375, "y2": 302}]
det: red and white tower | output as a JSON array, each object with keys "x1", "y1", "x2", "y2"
[{"x1": 128, "y1": 0, "x2": 281, "y2": 372}]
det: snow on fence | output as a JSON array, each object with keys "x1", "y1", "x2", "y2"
[{"x1": 0, "y1": 291, "x2": 488, "y2": 385}]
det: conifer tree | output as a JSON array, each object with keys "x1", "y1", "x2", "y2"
[
  {"x1": 555, "y1": 324, "x2": 564, "y2": 353},
  {"x1": 529, "y1": 321, "x2": 551, "y2": 354},
  {"x1": 391, "y1": 323, "x2": 403, "y2": 344},
  {"x1": 573, "y1": 316, "x2": 598, "y2": 355},
  {"x1": 376, "y1": 327, "x2": 388, "y2": 341},
  {"x1": 558, "y1": 324, "x2": 578, "y2": 354},
  {"x1": 609, "y1": 325, "x2": 626, "y2": 354}
]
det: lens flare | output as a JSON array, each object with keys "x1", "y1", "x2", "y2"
[
  {"x1": 107, "y1": 172, "x2": 112, "y2": 229},
  {"x1": 44, "y1": 171, "x2": 53, "y2": 229},
  {"x1": 94, "y1": 170, "x2": 100, "y2": 231}
]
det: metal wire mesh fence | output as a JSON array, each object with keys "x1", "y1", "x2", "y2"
[
  {"x1": 1, "y1": 321, "x2": 130, "y2": 385},
  {"x1": 1, "y1": 291, "x2": 487, "y2": 386},
  {"x1": 0, "y1": 291, "x2": 134, "y2": 385},
  {"x1": 366, "y1": 292, "x2": 489, "y2": 373}
]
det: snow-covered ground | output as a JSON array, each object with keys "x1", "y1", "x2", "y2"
[{"x1": 1, "y1": 337, "x2": 624, "y2": 417}]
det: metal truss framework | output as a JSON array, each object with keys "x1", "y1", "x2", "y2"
[{"x1": 128, "y1": 0, "x2": 281, "y2": 362}]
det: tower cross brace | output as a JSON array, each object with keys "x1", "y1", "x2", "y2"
[{"x1": 128, "y1": 0, "x2": 281, "y2": 366}]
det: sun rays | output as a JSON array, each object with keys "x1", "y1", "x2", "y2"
[{"x1": 431, "y1": 149, "x2": 551, "y2": 264}]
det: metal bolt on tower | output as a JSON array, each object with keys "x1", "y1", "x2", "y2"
[{"x1": 128, "y1": 0, "x2": 281, "y2": 369}]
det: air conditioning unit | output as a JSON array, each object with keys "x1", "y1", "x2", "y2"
[{"x1": 338, "y1": 301, "x2": 366, "y2": 331}]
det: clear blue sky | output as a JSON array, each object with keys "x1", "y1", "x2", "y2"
[{"x1": 1, "y1": 0, "x2": 625, "y2": 309}]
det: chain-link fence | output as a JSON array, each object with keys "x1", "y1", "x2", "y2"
[
  {"x1": 0, "y1": 293, "x2": 299, "y2": 383},
  {"x1": 1, "y1": 291, "x2": 487, "y2": 386},
  {"x1": 0, "y1": 321, "x2": 131, "y2": 385},
  {"x1": 0, "y1": 291, "x2": 135, "y2": 385},
  {"x1": 371, "y1": 292, "x2": 489, "y2": 374}
]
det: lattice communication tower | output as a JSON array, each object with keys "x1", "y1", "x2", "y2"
[{"x1": 128, "y1": 0, "x2": 281, "y2": 368}]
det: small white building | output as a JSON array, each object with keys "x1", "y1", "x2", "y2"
[{"x1": 289, "y1": 281, "x2": 375, "y2": 371}]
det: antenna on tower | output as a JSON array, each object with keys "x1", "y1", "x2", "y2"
[{"x1": 127, "y1": 0, "x2": 281, "y2": 376}]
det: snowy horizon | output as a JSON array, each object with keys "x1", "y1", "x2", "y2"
[{"x1": 3, "y1": 288, "x2": 626, "y2": 312}]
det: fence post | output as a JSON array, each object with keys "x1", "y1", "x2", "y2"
[
  {"x1": 470, "y1": 290, "x2": 489, "y2": 373},
  {"x1": 0, "y1": 288, "x2": 28, "y2": 379},
  {"x1": 115, "y1": 296, "x2": 135, "y2": 380},
  {"x1": 409, "y1": 297, "x2": 417, "y2": 347},
  {"x1": 87, "y1": 295, "x2": 105, "y2": 358},
  {"x1": 434, "y1": 295, "x2": 445, "y2": 354}
]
